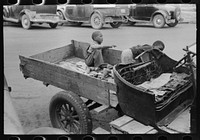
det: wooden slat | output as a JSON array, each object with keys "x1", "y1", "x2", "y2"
[
  {"x1": 93, "y1": 127, "x2": 110, "y2": 134},
  {"x1": 166, "y1": 108, "x2": 190, "y2": 133},
  {"x1": 93, "y1": 105, "x2": 109, "y2": 114},
  {"x1": 120, "y1": 120, "x2": 154, "y2": 134},
  {"x1": 31, "y1": 44, "x2": 74, "y2": 63},
  {"x1": 110, "y1": 115, "x2": 133, "y2": 129}
]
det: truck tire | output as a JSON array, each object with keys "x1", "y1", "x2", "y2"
[
  {"x1": 167, "y1": 20, "x2": 178, "y2": 27},
  {"x1": 49, "y1": 91, "x2": 92, "y2": 134},
  {"x1": 153, "y1": 14, "x2": 165, "y2": 28},
  {"x1": 90, "y1": 12, "x2": 104, "y2": 29},
  {"x1": 49, "y1": 23, "x2": 58, "y2": 28},
  {"x1": 21, "y1": 14, "x2": 32, "y2": 29},
  {"x1": 110, "y1": 22, "x2": 122, "y2": 28}
]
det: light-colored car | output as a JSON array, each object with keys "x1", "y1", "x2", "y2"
[
  {"x1": 127, "y1": 4, "x2": 182, "y2": 28},
  {"x1": 3, "y1": 5, "x2": 60, "y2": 29},
  {"x1": 57, "y1": 4, "x2": 129, "y2": 29}
]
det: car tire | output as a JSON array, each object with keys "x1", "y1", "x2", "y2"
[
  {"x1": 57, "y1": 10, "x2": 65, "y2": 26},
  {"x1": 21, "y1": 14, "x2": 32, "y2": 29},
  {"x1": 167, "y1": 20, "x2": 178, "y2": 27},
  {"x1": 49, "y1": 23, "x2": 58, "y2": 28},
  {"x1": 128, "y1": 21, "x2": 136, "y2": 26},
  {"x1": 49, "y1": 91, "x2": 92, "y2": 134},
  {"x1": 153, "y1": 14, "x2": 165, "y2": 28},
  {"x1": 110, "y1": 22, "x2": 122, "y2": 28},
  {"x1": 90, "y1": 12, "x2": 104, "y2": 29}
]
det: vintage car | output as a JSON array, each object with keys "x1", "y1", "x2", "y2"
[
  {"x1": 127, "y1": 4, "x2": 182, "y2": 28},
  {"x1": 57, "y1": 4, "x2": 129, "y2": 29},
  {"x1": 3, "y1": 5, "x2": 60, "y2": 29}
]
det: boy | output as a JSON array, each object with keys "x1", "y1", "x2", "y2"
[
  {"x1": 85, "y1": 31, "x2": 116, "y2": 78},
  {"x1": 121, "y1": 40, "x2": 165, "y2": 64},
  {"x1": 85, "y1": 31, "x2": 116, "y2": 67}
]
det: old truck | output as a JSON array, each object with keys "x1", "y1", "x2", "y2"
[
  {"x1": 3, "y1": 5, "x2": 60, "y2": 29},
  {"x1": 19, "y1": 40, "x2": 195, "y2": 134},
  {"x1": 57, "y1": 4, "x2": 129, "y2": 29}
]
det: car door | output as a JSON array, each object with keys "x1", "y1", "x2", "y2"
[
  {"x1": 144, "y1": 4, "x2": 158, "y2": 20},
  {"x1": 133, "y1": 4, "x2": 148, "y2": 20}
]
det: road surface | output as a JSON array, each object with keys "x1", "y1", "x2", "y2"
[{"x1": 3, "y1": 23, "x2": 196, "y2": 133}]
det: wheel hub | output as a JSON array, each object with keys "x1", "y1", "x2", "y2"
[
  {"x1": 94, "y1": 17, "x2": 100, "y2": 25},
  {"x1": 24, "y1": 19, "x2": 28, "y2": 25},
  {"x1": 156, "y1": 19, "x2": 162, "y2": 25}
]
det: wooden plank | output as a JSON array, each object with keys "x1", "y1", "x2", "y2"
[
  {"x1": 166, "y1": 108, "x2": 190, "y2": 133},
  {"x1": 110, "y1": 115, "x2": 133, "y2": 129},
  {"x1": 120, "y1": 120, "x2": 154, "y2": 134},
  {"x1": 19, "y1": 55, "x2": 117, "y2": 91},
  {"x1": 31, "y1": 44, "x2": 74, "y2": 63},
  {"x1": 93, "y1": 127, "x2": 110, "y2": 134},
  {"x1": 146, "y1": 129, "x2": 158, "y2": 134},
  {"x1": 110, "y1": 126, "x2": 124, "y2": 134},
  {"x1": 93, "y1": 105, "x2": 109, "y2": 114}
]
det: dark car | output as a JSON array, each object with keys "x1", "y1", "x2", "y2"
[
  {"x1": 57, "y1": 4, "x2": 129, "y2": 29},
  {"x1": 3, "y1": 5, "x2": 60, "y2": 29},
  {"x1": 127, "y1": 4, "x2": 182, "y2": 28}
]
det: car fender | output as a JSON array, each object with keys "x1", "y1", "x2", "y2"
[
  {"x1": 57, "y1": 8, "x2": 66, "y2": 19},
  {"x1": 19, "y1": 9, "x2": 36, "y2": 21},
  {"x1": 151, "y1": 10, "x2": 169, "y2": 22},
  {"x1": 90, "y1": 10, "x2": 105, "y2": 22}
]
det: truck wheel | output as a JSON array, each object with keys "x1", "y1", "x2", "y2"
[
  {"x1": 49, "y1": 23, "x2": 58, "y2": 28},
  {"x1": 21, "y1": 14, "x2": 32, "y2": 29},
  {"x1": 90, "y1": 13, "x2": 104, "y2": 29},
  {"x1": 110, "y1": 22, "x2": 122, "y2": 28},
  {"x1": 153, "y1": 14, "x2": 165, "y2": 28},
  {"x1": 49, "y1": 91, "x2": 92, "y2": 134},
  {"x1": 167, "y1": 20, "x2": 178, "y2": 27},
  {"x1": 57, "y1": 10, "x2": 64, "y2": 26}
]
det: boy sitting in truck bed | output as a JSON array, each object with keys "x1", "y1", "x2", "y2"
[{"x1": 85, "y1": 31, "x2": 116, "y2": 79}]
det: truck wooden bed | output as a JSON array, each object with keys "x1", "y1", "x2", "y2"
[{"x1": 19, "y1": 40, "x2": 194, "y2": 134}]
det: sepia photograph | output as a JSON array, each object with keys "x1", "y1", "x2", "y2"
[{"x1": 3, "y1": 3, "x2": 197, "y2": 135}]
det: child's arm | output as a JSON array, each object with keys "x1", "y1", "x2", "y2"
[{"x1": 91, "y1": 44, "x2": 116, "y2": 50}]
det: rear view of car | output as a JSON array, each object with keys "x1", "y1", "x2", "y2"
[
  {"x1": 3, "y1": 5, "x2": 60, "y2": 29},
  {"x1": 127, "y1": 4, "x2": 182, "y2": 28}
]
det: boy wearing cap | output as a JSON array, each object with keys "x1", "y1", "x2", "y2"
[{"x1": 121, "y1": 40, "x2": 165, "y2": 64}]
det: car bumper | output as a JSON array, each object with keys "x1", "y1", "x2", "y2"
[
  {"x1": 30, "y1": 14, "x2": 61, "y2": 24},
  {"x1": 104, "y1": 16, "x2": 127, "y2": 23}
]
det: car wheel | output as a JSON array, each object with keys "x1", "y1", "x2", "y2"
[
  {"x1": 49, "y1": 23, "x2": 58, "y2": 28},
  {"x1": 153, "y1": 14, "x2": 165, "y2": 28},
  {"x1": 57, "y1": 10, "x2": 65, "y2": 26},
  {"x1": 167, "y1": 20, "x2": 178, "y2": 27},
  {"x1": 110, "y1": 22, "x2": 122, "y2": 28},
  {"x1": 49, "y1": 91, "x2": 92, "y2": 134},
  {"x1": 21, "y1": 14, "x2": 32, "y2": 29},
  {"x1": 90, "y1": 12, "x2": 104, "y2": 29}
]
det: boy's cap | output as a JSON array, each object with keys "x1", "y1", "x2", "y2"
[
  {"x1": 152, "y1": 40, "x2": 165, "y2": 51},
  {"x1": 92, "y1": 31, "x2": 102, "y2": 40}
]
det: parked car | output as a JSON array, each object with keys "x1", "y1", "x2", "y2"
[
  {"x1": 57, "y1": 4, "x2": 129, "y2": 29},
  {"x1": 3, "y1": 5, "x2": 60, "y2": 29},
  {"x1": 127, "y1": 4, "x2": 182, "y2": 28}
]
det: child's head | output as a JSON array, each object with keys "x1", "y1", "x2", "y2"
[
  {"x1": 92, "y1": 31, "x2": 103, "y2": 44},
  {"x1": 152, "y1": 40, "x2": 165, "y2": 51}
]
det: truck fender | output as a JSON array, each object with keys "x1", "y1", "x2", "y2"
[
  {"x1": 151, "y1": 10, "x2": 169, "y2": 22},
  {"x1": 19, "y1": 9, "x2": 36, "y2": 21},
  {"x1": 90, "y1": 10, "x2": 105, "y2": 22}
]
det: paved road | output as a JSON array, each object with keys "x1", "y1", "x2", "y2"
[{"x1": 3, "y1": 23, "x2": 196, "y2": 133}]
